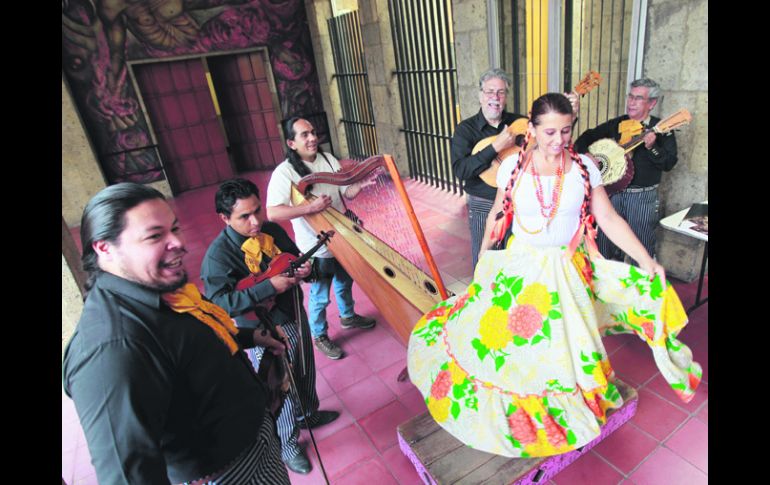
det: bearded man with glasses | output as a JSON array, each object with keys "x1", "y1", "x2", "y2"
[{"x1": 451, "y1": 68, "x2": 580, "y2": 270}]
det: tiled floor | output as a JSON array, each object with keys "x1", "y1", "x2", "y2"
[{"x1": 62, "y1": 171, "x2": 708, "y2": 484}]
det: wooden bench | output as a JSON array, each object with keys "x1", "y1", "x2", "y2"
[{"x1": 397, "y1": 380, "x2": 638, "y2": 484}]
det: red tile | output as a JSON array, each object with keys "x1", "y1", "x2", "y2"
[
  {"x1": 665, "y1": 418, "x2": 708, "y2": 473},
  {"x1": 631, "y1": 389, "x2": 689, "y2": 441},
  {"x1": 315, "y1": 424, "x2": 378, "y2": 478},
  {"x1": 377, "y1": 359, "x2": 417, "y2": 397},
  {"x1": 337, "y1": 375, "x2": 397, "y2": 420},
  {"x1": 314, "y1": 372, "x2": 334, "y2": 401},
  {"x1": 398, "y1": 387, "x2": 428, "y2": 417},
  {"x1": 320, "y1": 353, "x2": 374, "y2": 392},
  {"x1": 592, "y1": 422, "x2": 659, "y2": 474},
  {"x1": 73, "y1": 473, "x2": 100, "y2": 485},
  {"x1": 696, "y1": 401, "x2": 708, "y2": 423},
  {"x1": 359, "y1": 400, "x2": 414, "y2": 452},
  {"x1": 381, "y1": 443, "x2": 424, "y2": 485},
  {"x1": 642, "y1": 373, "x2": 708, "y2": 414},
  {"x1": 62, "y1": 449, "x2": 76, "y2": 485},
  {"x1": 357, "y1": 335, "x2": 407, "y2": 372},
  {"x1": 609, "y1": 339, "x2": 662, "y2": 387},
  {"x1": 346, "y1": 323, "x2": 399, "y2": 354},
  {"x1": 629, "y1": 447, "x2": 708, "y2": 485},
  {"x1": 72, "y1": 445, "x2": 96, "y2": 481},
  {"x1": 551, "y1": 450, "x2": 624, "y2": 485},
  {"x1": 601, "y1": 333, "x2": 634, "y2": 356},
  {"x1": 332, "y1": 455, "x2": 399, "y2": 485},
  {"x1": 305, "y1": 394, "x2": 356, "y2": 442}
]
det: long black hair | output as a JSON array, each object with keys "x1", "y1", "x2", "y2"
[
  {"x1": 79, "y1": 183, "x2": 165, "y2": 294},
  {"x1": 282, "y1": 116, "x2": 313, "y2": 178}
]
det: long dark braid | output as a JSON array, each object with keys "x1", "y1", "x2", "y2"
[
  {"x1": 283, "y1": 116, "x2": 315, "y2": 190},
  {"x1": 567, "y1": 143, "x2": 594, "y2": 233},
  {"x1": 492, "y1": 130, "x2": 532, "y2": 246}
]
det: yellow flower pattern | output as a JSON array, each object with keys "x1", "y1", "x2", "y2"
[
  {"x1": 448, "y1": 359, "x2": 468, "y2": 385},
  {"x1": 517, "y1": 283, "x2": 551, "y2": 316},
  {"x1": 427, "y1": 397, "x2": 451, "y2": 422},
  {"x1": 479, "y1": 306, "x2": 513, "y2": 350}
]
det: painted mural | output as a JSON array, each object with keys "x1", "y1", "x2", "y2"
[{"x1": 62, "y1": 0, "x2": 324, "y2": 185}]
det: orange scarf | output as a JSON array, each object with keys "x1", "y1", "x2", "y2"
[
  {"x1": 241, "y1": 233, "x2": 282, "y2": 275},
  {"x1": 162, "y1": 283, "x2": 240, "y2": 355}
]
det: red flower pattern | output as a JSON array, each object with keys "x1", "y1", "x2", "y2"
[
  {"x1": 507, "y1": 305, "x2": 543, "y2": 339},
  {"x1": 507, "y1": 408, "x2": 537, "y2": 444},
  {"x1": 641, "y1": 321, "x2": 655, "y2": 341},
  {"x1": 543, "y1": 415, "x2": 568, "y2": 447},
  {"x1": 430, "y1": 370, "x2": 453, "y2": 399}
]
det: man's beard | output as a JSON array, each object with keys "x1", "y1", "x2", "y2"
[{"x1": 149, "y1": 272, "x2": 189, "y2": 293}]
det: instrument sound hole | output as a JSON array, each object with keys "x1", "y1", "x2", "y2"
[
  {"x1": 383, "y1": 266, "x2": 396, "y2": 278},
  {"x1": 423, "y1": 281, "x2": 437, "y2": 295},
  {"x1": 352, "y1": 224, "x2": 363, "y2": 233}
]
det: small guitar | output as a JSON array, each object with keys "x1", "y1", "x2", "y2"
[
  {"x1": 235, "y1": 230, "x2": 335, "y2": 291},
  {"x1": 472, "y1": 70, "x2": 603, "y2": 187},
  {"x1": 587, "y1": 108, "x2": 692, "y2": 195}
]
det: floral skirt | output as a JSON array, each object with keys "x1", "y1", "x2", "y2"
[{"x1": 407, "y1": 240, "x2": 701, "y2": 458}]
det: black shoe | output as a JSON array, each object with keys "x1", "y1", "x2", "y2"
[
  {"x1": 283, "y1": 451, "x2": 311, "y2": 474},
  {"x1": 340, "y1": 313, "x2": 376, "y2": 330},
  {"x1": 299, "y1": 410, "x2": 340, "y2": 430}
]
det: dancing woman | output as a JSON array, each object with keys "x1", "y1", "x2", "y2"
[{"x1": 407, "y1": 93, "x2": 700, "y2": 457}]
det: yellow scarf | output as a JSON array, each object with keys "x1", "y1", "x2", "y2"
[
  {"x1": 162, "y1": 283, "x2": 240, "y2": 355},
  {"x1": 241, "y1": 233, "x2": 282, "y2": 275}
]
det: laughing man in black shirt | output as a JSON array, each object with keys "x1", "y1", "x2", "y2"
[{"x1": 62, "y1": 183, "x2": 291, "y2": 484}]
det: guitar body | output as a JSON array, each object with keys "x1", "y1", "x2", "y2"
[
  {"x1": 587, "y1": 138, "x2": 634, "y2": 195},
  {"x1": 471, "y1": 71, "x2": 603, "y2": 189}
]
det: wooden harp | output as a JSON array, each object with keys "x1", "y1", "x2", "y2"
[{"x1": 290, "y1": 154, "x2": 449, "y2": 345}]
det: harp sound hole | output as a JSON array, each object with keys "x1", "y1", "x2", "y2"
[
  {"x1": 383, "y1": 266, "x2": 396, "y2": 278},
  {"x1": 423, "y1": 281, "x2": 438, "y2": 295},
  {"x1": 352, "y1": 224, "x2": 363, "y2": 233}
]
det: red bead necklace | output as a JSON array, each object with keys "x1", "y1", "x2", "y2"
[{"x1": 530, "y1": 149, "x2": 565, "y2": 219}]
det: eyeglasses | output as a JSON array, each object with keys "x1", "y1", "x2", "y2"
[
  {"x1": 482, "y1": 89, "x2": 507, "y2": 98},
  {"x1": 627, "y1": 94, "x2": 651, "y2": 102}
]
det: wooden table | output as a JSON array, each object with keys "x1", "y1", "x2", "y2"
[
  {"x1": 659, "y1": 202, "x2": 708, "y2": 312},
  {"x1": 397, "y1": 380, "x2": 638, "y2": 485}
]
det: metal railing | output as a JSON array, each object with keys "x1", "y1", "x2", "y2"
[
  {"x1": 388, "y1": 0, "x2": 461, "y2": 194},
  {"x1": 328, "y1": 10, "x2": 379, "y2": 159}
]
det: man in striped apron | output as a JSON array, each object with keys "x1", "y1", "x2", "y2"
[{"x1": 574, "y1": 78, "x2": 679, "y2": 264}]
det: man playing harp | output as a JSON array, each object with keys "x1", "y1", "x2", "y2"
[{"x1": 266, "y1": 117, "x2": 377, "y2": 360}]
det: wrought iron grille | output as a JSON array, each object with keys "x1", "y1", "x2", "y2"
[
  {"x1": 388, "y1": 0, "x2": 461, "y2": 193},
  {"x1": 327, "y1": 10, "x2": 379, "y2": 159}
]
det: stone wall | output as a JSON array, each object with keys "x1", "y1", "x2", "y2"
[
  {"x1": 62, "y1": 75, "x2": 106, "y2": 227},
  {"x1": 452, "y1": 0, "x2": 493, "y2": 121},
  {"x1": 645, "y1": 0, "x2": 708, "y2": 281}
]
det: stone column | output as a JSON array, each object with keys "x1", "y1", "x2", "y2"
[{"x1": 644, "y1": 0, "x2": 708, "y2": 281}]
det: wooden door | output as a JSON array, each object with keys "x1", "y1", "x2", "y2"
[
  {"x1": 133, "y1": 59, "x2": 234, "y2": 193},
  {"x1": 207, "y1": 51, "x2": 285, "y2": 171}
]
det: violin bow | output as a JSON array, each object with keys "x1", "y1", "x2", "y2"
[
  {"x1": 254, "y1": 306, "x2": 331, "y2": 484},
  {"x1": 286, "y1": 230, "x2": 334, "y2": 377}
]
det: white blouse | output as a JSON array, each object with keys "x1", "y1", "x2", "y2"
[{"x1": 496, "y1": 153, "x2": 603, "y2": 247}]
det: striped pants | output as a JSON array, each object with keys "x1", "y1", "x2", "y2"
[
  {"x1": 247, "y1": 303, "x2": 319, "y2": 462},
  {"x1": 186, "y1": 414, "x2": 290, "y2": 485},
  {"x1": 467, "y1": 194, "x2": 495, "y2": 270},
  {"x1": 597, "y1": 185, "x2": 660, "y2": 265}
]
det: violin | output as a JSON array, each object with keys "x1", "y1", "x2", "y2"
[{"x1": 236, "y1": 230, "x2": 335, "y2": 291}]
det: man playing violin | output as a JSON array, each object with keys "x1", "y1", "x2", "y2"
[
  {"x1": 265, "y1": 117, "x2": 377, "y2": 362},
  {"x1": 574, "y1": 78, "x2": 678, "y2": 263},
  {"x1": 201, "y1": 178, "x2": 339, "y2": 475},
  {"x1": 451, "y1": 68, "x2": 580, "y2": 269}
]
